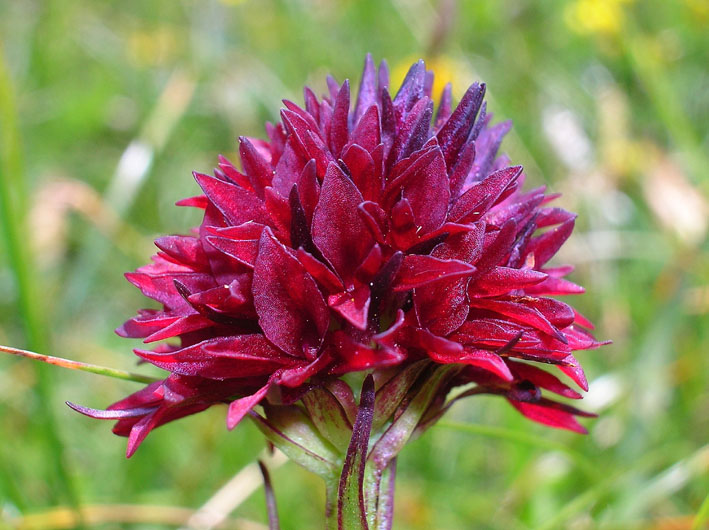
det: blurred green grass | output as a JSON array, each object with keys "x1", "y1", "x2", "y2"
[{"x1": 1, "y1": 0, "x2": 708, "y2": 528}]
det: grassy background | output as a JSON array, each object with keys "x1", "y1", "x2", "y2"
[{"x1": 1, "y1": 0, "x2": 708, "y2": 528}]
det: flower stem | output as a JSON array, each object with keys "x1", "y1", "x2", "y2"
[
  {"x1": 324, "y1": 479, "x2": 339, "y2": 530},
  {"x1": 374, "y1": 458, "x2": 397, "y2": 530},
  {"x1": 0, "y1": 344, "x2": 160, "y2": 384}
]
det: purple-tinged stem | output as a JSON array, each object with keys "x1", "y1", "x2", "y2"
[
  {"x1": 337, "y1": 375, "x2": 375, "y2": 530},
  {"x1": 258, "y1": 460, "x2": 280, "y2": 530}
]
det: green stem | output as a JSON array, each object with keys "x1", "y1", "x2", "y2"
[
  {"x1": 0, "y1": 345, "x2": 160, "y2": 384},
  {"x1": 324, "y1": 479, "x2": 339, "y2": 530},
  {"x1": 372, "y1": 458, "x2": 396, "y2": 530},
  {"x1": 0, "y1": 41, "x2": 82, "y2": 518}
]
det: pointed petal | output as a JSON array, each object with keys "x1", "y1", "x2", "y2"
[
  {"x1": 328, "y1": 285, "x2": 371, "y2": 330},
  {"x1": 193, "y1": 172, "x2": 268, "y2": 226},
  {"x1": 227, "y1": 383, "x2": 271, "y2": 430},
  {"x1": 393, "y1": 255, "x2": 476, "y2": 292},
  {"x1": 354, "y1": 53, "x2": 377, "y2": 123},
  {"x1": 253, "y1": 229, "x2": 330, "y2": 357},
  {"x1": 312, "y1": 163, "x2": 374, "y2": 284}
]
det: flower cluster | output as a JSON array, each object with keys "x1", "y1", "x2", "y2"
[{"x1": 74, "y1": 55, "x2": 603, "y2": 458}]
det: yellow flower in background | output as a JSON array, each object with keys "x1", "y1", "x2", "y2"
[
  {"x1": 564, "y1": 0, "x2": 634, "y2": 36},
  {"x1": 127, "y1": 26, "x2": 180, "y2": 68},
  {"x1": 391, "y1": 55, "x2": 474, "y2": 101},
  {"x1": 684, "y1": 0, "x2": 709, "y2": 20}
]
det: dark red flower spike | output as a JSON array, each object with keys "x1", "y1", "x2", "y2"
[{"x1": 73, "y1": 55, "x2": 604, "y2": 461}]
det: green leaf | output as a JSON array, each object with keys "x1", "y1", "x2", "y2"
[
  {"x1": 302, "y1": 386, "x2": 353, "y2": 453},
  {"x1": 249, "y1": 406, "x2": 339, "y2": 478},
  {"x1": 371, "y1": 360, "x2": 428, "y2": 433},
  {"x1": 368, "y1": 364, "x2": 459, "y2": 471}
]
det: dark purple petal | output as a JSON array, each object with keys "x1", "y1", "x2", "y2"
[
  {"x1": 193, "y1": 172, "x2": 269, "y2": 226},
  {"x1": 253, "y1": 229, "x2": 330, "y2": 357},
  {"x1": 312, "y1": 163, "x2": 374, "y2": 284},
  {"x1": 354, "y1": 53, "x2": 377, "y2": 123},
  {"x1": 393, "y1": 255, "x2": 476, "y2": 292}
]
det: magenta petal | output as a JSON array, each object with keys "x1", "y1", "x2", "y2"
[
  {"x1": 206, "y1": 236, "x2": 260, "y2": 268},
  {"x1": 414, "y1": 227, "x2": 485, "y2": 335},
  {"x1": 526, "y1": 218, "x2": 576, "y2": 268},
  {"x1": 331, "y1": 331, "x2": 405, "y2": 373},
  {"x1": 508, "y1": 360, "x2": 583, "y2": 398},
  {"x1": 428, "y1": 347, "x2": 513, "y2": 381},
  {"x1": 281, "y1": 110, "x2": 333, "y2": 177},
  {"x1": 558, "y1": 355, "x2": 589, "y2": 391},
  {"x1": 227, "y1": 383, "x2": 271, "y2": 430},
  {"x1": 239, "y1": 136, "x2": 272, "y2": 198},
  {"x1": 253, "y1": 229, "x2": 330, "y2": 357},
  {"x1": 135, "y1": 337, "x2": 294, "y2": 379},
  {"x1": 328, "y1": 285, "x2": 371, "y2": 331},
  {"x1": 155, "y1": 235, "x2": 209, "y2": 270},
  {"x1": 449, "y1": 165, "x2": 523, "y2": 222},
  {"x1": 175, "y1": 195, "x2": 208, "y2": 209},
  {"x1": 271, "y1": 141, "x2": 305, "y2": 197},
  {"x1": 296, "y1": 248, "x2": 344, "y2": 293},
  {"x1": 410, "y1": 327, "x2": 463, "y2": 356},
  {"x1": 329, "y1": 80, "x2": 350, "y2": 157},
  {"x1": 143, "y1": 314, "x2": 214, "y2": 343},
  {"x1": 218, "y1": 154, "x2": 252, "y2": 190},
  {"x1": 393, "y1": 255, "x2": 476, "y2": 292},
  {"x1": 357, "y1": 201, "x2": 388, "y2": 244},
  {"x1": 126, "y1": 412, "x2": 163, "y2": 457},
  {"x1": 297, "y1": 159, "x2": 320, "y2": 224},
  {"x1": 388, "y1": 97, "x2": 433, "y2": 163},
  {"x1": 390, "y1": 147, "x2": 450, "y2": 235},
  {"x1": 342, "y1": 144, "x2": 380, "y2": 203},
  {"x1": 312, "y1": 162, "x2": 374, "y2": 284},
  {"x1": 277, "y1": 351, "x2": 332, "y2": 388},
  {"x1": 436, "y1": 82, "x2": 485, "y2": 168},
  {"x1": 449, "y1": 142, "x2": 476, "y2": 198},
  {"x1": 471, "y1": 120, "x2": 512, "y2": 181},
  {"x1": 471, "y1": 266, "x2": 547, "y2": 297},
  {"x1": 434, "y1": 82, "x2": 452, "y2": 130},
  {"x1": 193, "y1": 172, "x2": 268, "y2": 226},
  {"x1": 509, "y1": 398, "x2": 592, "y2": 434},
  {"x1": 524, "y1": 276, "x2": 585, "y2": 296},
  {"x1": 393, "y1": 60, "x2": 425, "y2": 115},
  {"x1": 469, "y1": 297, "x2": 568, "y2": 343},
  {"x1": 349, "y1": 104, "x2": 381, "y2": 154},
  {"x1": 67, "y1": 402, "x2": 158, "y2": 420}
]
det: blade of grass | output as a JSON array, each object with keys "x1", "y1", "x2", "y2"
[
  {"x1": 186, "y1": 449, "x2": 287, "y2": 530},
  {"x1": 692, "y1": 491, "x2": 709, "y2": 530},
  {"x1": 621, "y1": 19, "x2": 708, "y2": 191},
  {"x1": 436, "y1": 420, "x2": 600, "y2": 480},
  {"x1": 0, "y1": 41, "x2": 82, "y2": 517},
  {"x1": 537, "y1": 446, "x2": 691, "y2": 530},
  {"x1": 0, "y1": 344, "x2": 160, "y2": 384},
  {"x1": 620, "y1": 444, "x2": 709, "y2": 523}
]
